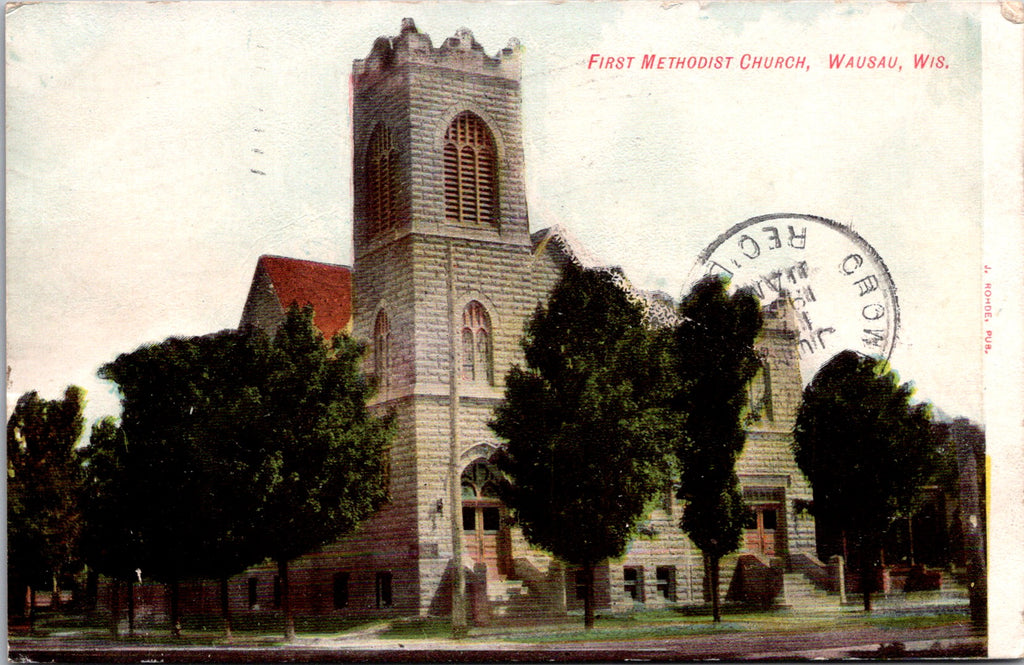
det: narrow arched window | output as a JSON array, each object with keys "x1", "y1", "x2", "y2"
[
  {"x1": 461, "y1": 301, "x2": 493, "y2": 385},
  {"x1": 461, "y1": 329, "x2": 475, "y2": 381},
  {"x1": 443, "y1": 112, "x2": 496, "y2": 225},
  {"x1": 748, "y1": 359, "x2": 773, "y2": 422},
  {"x1": 374, "y1": 311, "x2": 391, "y2": 389},
  {"x1": 367, "y1": 123, "x2": 399, "y2": 234}
]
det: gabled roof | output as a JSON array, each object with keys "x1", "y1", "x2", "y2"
[
  {"x1": 532, "y1": 225, "x2": 679, "y2": 328},
  {"x1": 531, "y1": 224, "x2": 602, "y2": 269},
  {"x1": 256, "y1": 255, "x2": 352, "y2": 340}
]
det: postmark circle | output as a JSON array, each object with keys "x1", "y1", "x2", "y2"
[{"x1": 688, "y1": 213, "x2": 899, "y2": 385}]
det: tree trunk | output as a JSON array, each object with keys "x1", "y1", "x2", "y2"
[
  {"x1": 51, "y1": 571, "x2": 61, "y2": 610},
  {"x1": 709, "y1": 554, "x2": 722, "y2": 623},
  {"x1": 86, "y1": 569, "x2": 99, "y2": 611},
  {"x1": 861, "y1": 551, "x2": 873, "y2": 612},
  {"x1": 19, "y1": 583, "x2": 30, "y2": 625},
  {"x1": 583, "y1": 564, "x2": 596, "y2": 630},
  {"x1": 109, "y1": 579, "x2": 120, "y2": 639},
  {"x1": 907, "y1": 517, "x2": 915, "y2": 566},
  {"x1": 128, "y1": 580, "x2": 136, "y2": 637},
  {"x1": 278, "y1": 559, "x2": 295, "y2": 640},
  {"x1": 169, "y1": 579, "x2": 182, "y2": 638},
  {"x1": 28, "y1": 587, "x2": 36, "y2": 633},
  {"x1": 220, "y1": 576, "x2": 233, "y2": 641}
]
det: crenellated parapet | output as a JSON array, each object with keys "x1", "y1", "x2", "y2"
[{"x1": 354, "y1": 18, "x2": 523, "y2": 83}]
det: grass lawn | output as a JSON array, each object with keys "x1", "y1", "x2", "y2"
[
  {"x1": 10, "y1": 605, "x2": 974, "y2": 647},
  {"x1": 494, "y1": 608, "x2": 972, "y2": 644},
  {"x1": 370, "y1": 606, "x2": 972, "y2": 645},
  {"x1": 10, "y1": 611, "x2": 382, "y2": 647}
]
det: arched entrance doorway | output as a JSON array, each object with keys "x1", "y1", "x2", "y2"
[{"x1": 461, "y1": 460, "x2": 512, "y2": 578}]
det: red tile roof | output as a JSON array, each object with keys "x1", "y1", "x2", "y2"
[{"x1": 259, "y1": 255, "x2": 352, "y2": 340}]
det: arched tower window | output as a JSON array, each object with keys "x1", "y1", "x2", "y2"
[
  {"x1": 374, "y1": 310, "x2": 391, "y2": 389},
  {"x1": 443, "y1": 112, "x2": 497, "y2": 225},
  {"x1": 367, "y1": 123, "x2": 399, "y2": 235},
  {"x1": 461, "y1": 301, "x2": 493, "y2": 385}
]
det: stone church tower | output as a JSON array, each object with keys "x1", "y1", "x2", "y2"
[{"x1": 346, "y1": 18, "x2": 537, "y2": 616}]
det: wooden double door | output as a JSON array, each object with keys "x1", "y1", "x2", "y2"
[
  {"x1": 461, "y1": 461, "x2": 512, "y2": 577},
  {"x1": 744, "y1": 503, "x2": 781, "y2": 557}
]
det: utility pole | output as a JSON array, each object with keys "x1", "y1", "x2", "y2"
[{"x1": 447, "y1": 240, "x2": 468, "y2": 638}]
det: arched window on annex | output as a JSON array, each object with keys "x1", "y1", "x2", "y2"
[
  {"x1": 461, "y1": 301, "x2": 493, "y2": 385},
  {"x1": 373, "y1": 310, "x2": 391, "y2": 390},
  {"x1": 747, "y1": 358, "x2": 773, "y2": 423},
  {"x1": 443, "y1": 111, "x2": 497, "y2": 226},
  {"x1": 366, "y1": 122, "x2": 400, "y2": 235}
]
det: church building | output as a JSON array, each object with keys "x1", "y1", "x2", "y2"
[{"x1": 230, "y1": 19, "x2": 823, "y2": 622}]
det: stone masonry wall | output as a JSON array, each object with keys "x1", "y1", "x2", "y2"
[
  {"x1": 406, "y1": 65, "x2": 529, "y2": 246},
  {"x1": 407, "y1": 236, "x2": 536, "y2": 613},
  {"x1": 238, "y1": 263, "x2": 284, "y2": 333},
  {"x1": 350, "y1": 23, "x2": 536, "y2": 616},
  {"x1": 354, "y1": 235, "x2": 417, "y2": 400},
  {"x1": 738, "y1": 301, "x2": 817, "y2": 556},
  {"x1": 284, "y1": 394, "x2": 422, "y2": 615},
  {"x1": 352, "y1": 68, "x2": 412, "y2": 257}
]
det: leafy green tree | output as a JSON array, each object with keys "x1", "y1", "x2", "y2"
[
  {"x1": 671, "y1": 275, "x2": 763, "y2": 623},
  {"x1": 7, "y1": 387, "x2": 87, "y2": 619},
  {"x1": 248, "y1": 305, "x2": 392, "y2": 639},
  {"x1": 97, "y1": 329, "x2": 273, "y2": 636},
  {"x1": 97, "y1": 305, "x2": 392, "y2": 640},
  {"x1": 793, "y1": 350, "x2": 936, "y2": 611},
  {"x1": 79, "y1": 417, "x2": 144, "y2": 637},
  {"x1": 490, "y1": 263, "x2": 675, "y2": 630}
]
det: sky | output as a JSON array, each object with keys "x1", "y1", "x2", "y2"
[{"x1": 6, "y1": 1, "x2": 991, "y2": 428}]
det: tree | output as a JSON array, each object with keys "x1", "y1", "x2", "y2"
[
  {"x1": 79, "y1": 417, "x2": 145, "y2": 637},
  {"x1": 7, "y1": 387, "x2": 87, "y2": 620},
  {"x1": 490, "y1": 263, "x2": 675, "y2": 630},
  {"x1": 96, "y1": 305, "x2": 392, "y2": 640},
  {"x1": 671, "y1": 275, "x2": 763, "y2": 623},
  {"x1": 95, "y1": 305, "x2": 387, "y2": 639},
  {"x1": 248, "y1": 305, "x2": 392, "y2": 639},
  {"x1": 97, "y1": 327, "x2": 274, "y2": 637},
  {"x1": 793, "y1": 350, "x2": 936, "y2": 611}
]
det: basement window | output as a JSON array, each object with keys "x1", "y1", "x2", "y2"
[
  {"x1": 333, "y1": 572, "x2": 349, "y2": 609},
  {"x1": 656, "y1": 566, "x2": 676, "y2": 601},
  {"x1": 623, "y1": 567, "x2": 644, "y2": 602},
  {"x1": 376, "y1": 572, "x2": 393, "y2": 609},
  {"x1": 247, "y1": 578, "x2": 258, "y2": 610}
]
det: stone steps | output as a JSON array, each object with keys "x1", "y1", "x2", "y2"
[
  {"x1": 486, "y1": 577, "x2": 525, "y2": 603},
  {"x1": 779, "y1": 572, "x2": 839, "y2": 611},
  {"x1": 486, "y1": 577, "x2": 530, "y2": 618},
  {"x1": 940, "y1": 575, "x2": 971, "y2": 597},
  {"x1": 519, "y1": 551, "x2": 553, "y2": 576}
]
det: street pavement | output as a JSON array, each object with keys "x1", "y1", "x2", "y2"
[{"x1": 9, "y1": 623, "x2": 984, "y2": 662}]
